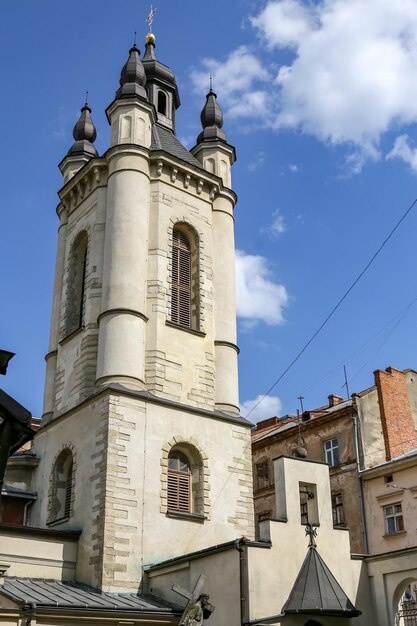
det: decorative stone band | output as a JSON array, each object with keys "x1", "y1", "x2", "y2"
[
  {"x1": 97, "y1": 308, "x2": 149, "y2": 324},
  {"x1": 44, "y1": 349, "x2": 58, "y2": 362},
  {"x1": 214, "y1": 340, "x2": 240, "y2": 354}
]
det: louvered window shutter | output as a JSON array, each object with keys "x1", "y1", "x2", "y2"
[
  {"x1": 167, "y1": 453, "x2": 191, "y2": 512},
  {"x1": 64, "y1": 461, "x2": 73, "y2": 518},
  {"x1": 171, "y1": 230, "x2": 191, "y2": 327}
]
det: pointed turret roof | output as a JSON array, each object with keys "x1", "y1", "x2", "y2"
[
  {"x1": 282, "y1": 527, "x2": 361, "y2": 618},
  {"x1": 67, "y1": 102, "x2": 98, "y2": 158},
  {"x1": 196, "y1": 88, "x2": 227, "y2": 144}
]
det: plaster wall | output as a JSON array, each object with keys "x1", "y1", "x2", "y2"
[
  {"x1": 363, "y1": 462, "x2": 417, "y2": 554},
  {"x1": 146, "y1": 549, "x2": 241, "y2": 626},
  {"x1": 0, "y1": 527, "x2": 77, "y2": 580},
  {"x1": 405, "y1": 369, "x2": 417, "y2": 430},
  {"x1": 367, "y1": 549, "x2": 417, "y2": 626}
]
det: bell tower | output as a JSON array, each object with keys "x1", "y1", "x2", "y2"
[{"x1": 33, "y1": 33, "x2": 254, "y2": 593}]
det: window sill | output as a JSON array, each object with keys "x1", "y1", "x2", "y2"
[
  {"x1": 59, "y1": 326, "x2": 84, "y2": 346},
  {"x1": 383, "y1": 530, "x2": 407, "y2": 538},
  {"x1": 165, "y1": 321, "x2": 206, "y2": 337},
  {"x1": 46, "y1": 515, "x2": 70, "y2": 527},
  {"x1": 166, "y1": 510, "x2": 206, "y2": 523}
]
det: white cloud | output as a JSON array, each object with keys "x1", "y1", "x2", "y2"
[
  {"x1": 192, "y1": 1, "x2": 417, "y2": 171},
  {"x1": 191, "y1": 45, "x2": 269, "y2": 99},
  {"x1": 250, "y1": 0, "x2": 315, "y2": 49},
  {"x1": 261, "y1": 209, "x2": 286, "y2": 239},
  {"x1": 387, "y1": 134, "x2": 417, "y2": 172},
  {"x1": 236, "y1": 249, "x2": 288, "y2": 326},
  {"x1": 241, "y1": 394, "x2": 282, "y2": 421},
  {"x1": 288, "y1": 163, "x2": 299, "y2": 173}
]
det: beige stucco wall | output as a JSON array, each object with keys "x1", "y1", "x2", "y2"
[
  {"x1": 362, "y1": 459, "x2": 417, "y2": 555},
  {"x1": 367, "y1": 549, "x2": 417, "y2": 626},
  {"x1": 0, "y1": 526, "x2": 78, "y2": 580}
]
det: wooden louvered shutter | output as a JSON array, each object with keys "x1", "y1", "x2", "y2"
[
  {"x1": 167, "y1": 453, "x2": 191, "y2": 512},
  {"x1": 171, "y1": 230, "x2": 191, "y2": 327},
  {"x1": 64, "y1": 460, "x2": 73, "y2": 518}
]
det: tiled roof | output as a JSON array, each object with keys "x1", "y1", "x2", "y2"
[
  {"x1": 151, "y1": 124, "x2": 201, "y2": 168},
  {"x1": 1, "y1": 578, "x2": 180, "y2": 613}
]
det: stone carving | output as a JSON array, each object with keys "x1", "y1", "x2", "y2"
[{"x1": 179, "y1": 594, "x2": 215, "y2": 626}]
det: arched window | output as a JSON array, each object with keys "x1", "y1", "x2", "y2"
[
  {"x1": 49, "y1": 449, "x2": 74, "y2": 523},
  {"x1": 168, "y1": 452, "x2": 191, "y2": 513},
  {"x1": 158, "y1": 91, "x2": 167, "y2": 115},
  {"x1": 171, "y1": 225, "x2": 199, "y2": 330},
  {"x1": 65, "y1": 231, "x2": 88, "y2": 336}
]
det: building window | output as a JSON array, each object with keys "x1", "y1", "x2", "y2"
[
  {"x1": 324, "y1": 438, "x2": 340, "y2": 466},
  {"x1": 332, "y1": 493, "x2": 345, "y2": 526},
  {"x1": 65, "y1": 231, "x2": 88, "y2": 337},
  {"x1": 49, "y1": 449, "x2": 74, "y2": 523},
  {"x1": 168, "y1": 451, "x2": 192, "y2": 513},
  {"x1": 171, "y1": 225, "x2": 199, "y2": 330},
  {"x1": 384, "y1": 502, "x2": 404, "y2": 534},
  {"x1": 255, "y1": 461, "x2": 270, "y2": 490},
  {"x1": 157, "y1": 91, "x2": 167, "y2": 115}
]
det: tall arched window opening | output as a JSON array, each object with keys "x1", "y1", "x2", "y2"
[
  {"x1": 168, "y1": 451, "x2": 191, "y2": 513},
  {"x1": 171, "y1": 225, "x2": 199, "y2": 330},
  {"x1": 158, "y1": 91, "x2": 167, "y2": 115},
  {"x1": 49, "y1": 449, "x2": 74, "y2": 523},
  {"x1": 65, "y1": 231, "x2": 88, "y2": 336}
]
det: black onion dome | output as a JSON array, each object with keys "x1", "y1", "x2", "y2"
[
  {"x1": 196, "y1": 89, "x2": 227, "y2": 144},
  {"x1": 67, "y1": 104, "x2": 98, "y2": 158},
  {"x1": 116, "y1": 45, "x2": 147, "y2": 100},
  {"x1": 201, "y1": 89, "x2": 223, "y2": 129}
]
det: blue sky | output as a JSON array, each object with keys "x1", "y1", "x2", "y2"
[{"x1": 2, "y1": 0, "x2": 417, "y2": 421}]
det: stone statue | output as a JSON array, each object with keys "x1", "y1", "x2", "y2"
[{"x1": 179, "y1": 594, "x2": 215, "y2": 626}]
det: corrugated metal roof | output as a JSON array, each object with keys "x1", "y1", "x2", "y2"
[
  {"x1": 1, "y1": 578, "x2": 180, "y2": 613},
  {"x1": 151, "y1": 124, "x2": 202, "y2": 168},
  {"x1": 282, "y1": 547, "x2": 361, "y2": 617}
]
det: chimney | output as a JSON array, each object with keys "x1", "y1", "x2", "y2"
[
  {"x1": 328, "y1": 394, "x2": 344, "y2": 407},
  {"x1": 374, "y1": 367, "x2": 417, "y2": 461}
]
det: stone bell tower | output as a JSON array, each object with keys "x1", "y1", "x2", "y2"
[{"x1": 33, "y1": 33, "x2": 254, "y2": 593}]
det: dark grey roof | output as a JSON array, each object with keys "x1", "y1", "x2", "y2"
[
  {"x1": 151, "y1": 124, "x2": 202, "y2": 168},
  {"x1": 282, "y1": 548, "x2": 361, "y2": 618},
  {"x1": 1, "y1": 578, "x2": 180, "y2": 614}
]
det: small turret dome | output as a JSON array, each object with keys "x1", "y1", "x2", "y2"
[
  {"x1": 67, "y1": 103, "x2": 98, "y2": 158},
  {"x1": 196, "y1": 89, "x2": 227, "y2": 144},
  {"x1": 116, "y1": 45, "x2": 147, "y2": 100}
]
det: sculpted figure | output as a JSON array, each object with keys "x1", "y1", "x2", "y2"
[{"x1": 179, "y1": 594, "x2": 215, "y2": 626}]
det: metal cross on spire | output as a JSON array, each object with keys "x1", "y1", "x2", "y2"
[
  {"x1": 305, "y1": 522, "x2": 318, "y2": 549},
  {"x1": 146, "y1": 4, "x2": 157, "y2": 32}
]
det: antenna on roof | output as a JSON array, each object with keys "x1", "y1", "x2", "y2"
[
  {"x1": 297, "y1": 395, "x2": 305, "y2": 413},
  {"x1": 342, "y1": 365, "x2": 350, "y2": 400}
]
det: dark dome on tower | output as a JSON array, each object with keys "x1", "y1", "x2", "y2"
[
  {"x1": 67, "y1": 103, "x2": 98, "y2": 158},
  {"x1": 196, "y1": 89, "x2": 227, "y2": 144},
  {"x1": 116, "y1": 45, "x2": 147, "y2": 100}
]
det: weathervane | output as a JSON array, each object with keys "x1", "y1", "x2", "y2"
[{"x1": 146, "y1": 4, "x2": 157, "y2": 32}]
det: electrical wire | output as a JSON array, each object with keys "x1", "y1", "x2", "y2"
[{"x1": 244, "y1": 195, "x2": 417, "y2": 420}]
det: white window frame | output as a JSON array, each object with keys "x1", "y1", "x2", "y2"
[
  {"x1": 324, "y1": 438, "x2": 340, "y2": 466},
  {"x1": 384, "y1": 502, "x2": 404, "y2": 535}
]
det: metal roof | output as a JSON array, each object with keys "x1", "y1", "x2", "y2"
[
  {"x1": 282, "y1": 547, "x2": 361, "y2": 618},
  {"x1": 151, "y1": 124, "x2": 202, "y2": 168},
  {"x1": 1, "y1": 578, "x2": 180, "y2": 613}
]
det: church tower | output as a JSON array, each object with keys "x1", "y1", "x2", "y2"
[{"x1": 33, "y1": 32, "x2": 254, "y2": 592}]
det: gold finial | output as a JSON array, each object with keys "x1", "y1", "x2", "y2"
[
  {"x1": 146, "y1": 4, "x2": 157, "y2": 33},
  {"x1": 146, "y1": 32, "x2": 155, "y2": 44}
]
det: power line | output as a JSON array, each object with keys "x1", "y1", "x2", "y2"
[{"x1": 245, "y1": 195, "x2": 417, "y2": 420}]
